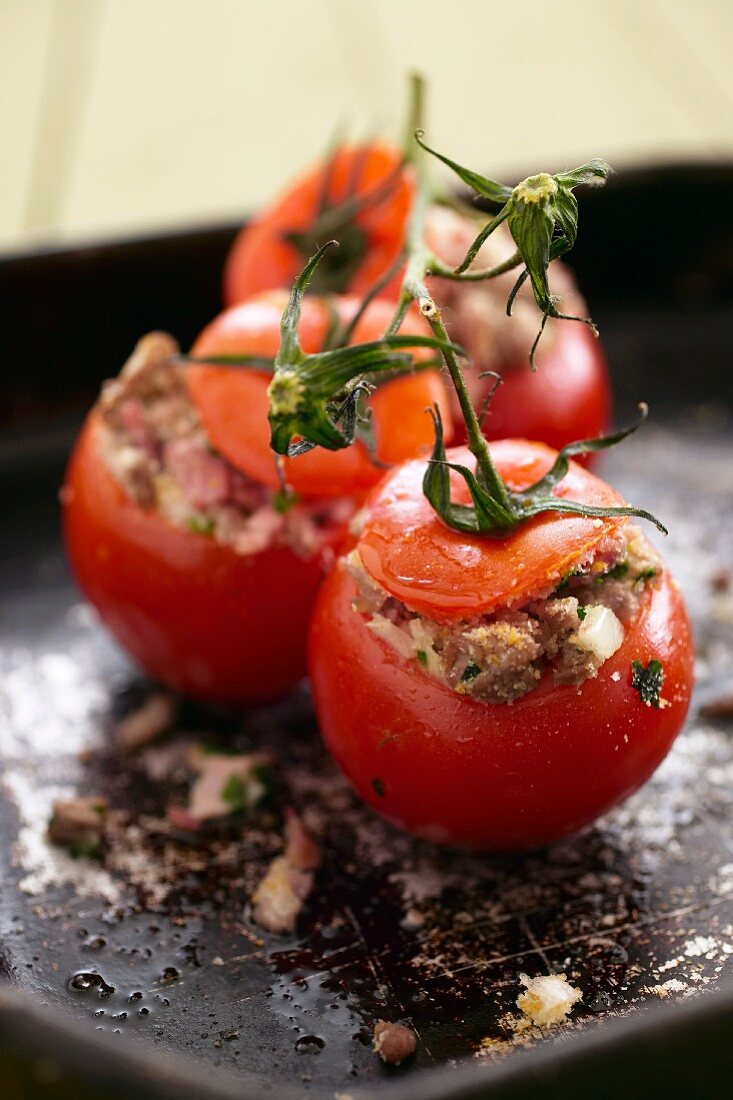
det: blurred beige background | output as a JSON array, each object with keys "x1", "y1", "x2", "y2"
[{"x1": 2, "y1": 0, "x2": 732, "y2": 251}]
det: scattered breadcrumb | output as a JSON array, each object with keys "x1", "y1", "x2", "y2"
[
  {"x1": 251, "y1": 810, "x2": 321, "y2": 934},
  {"x1": 115, "y1": 692, "x2": 177, "y2": 750},
  {"x1": 648, "y1": 979, "x2": 688, "y2": 997},
  {"x1": 373, "y1": 1020, "x2": 417, "y2": 1065},
  {"x1": 516, "y1": 973, "x2": 582, "y2": 1027}
]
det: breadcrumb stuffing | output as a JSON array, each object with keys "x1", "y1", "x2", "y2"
[{"x1": 516, "y1": 973, "x2": 582, "y2": 1026}]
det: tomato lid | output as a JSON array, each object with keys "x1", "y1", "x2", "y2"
[{"x1": 356, "y1": 439, "x2": 629, "y2": 620}]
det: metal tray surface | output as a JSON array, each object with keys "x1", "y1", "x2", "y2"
[{"x1": 1, "y1": 166, "x2": 733, "y2": 1098}]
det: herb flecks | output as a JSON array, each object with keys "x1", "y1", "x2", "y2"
[
  {"x1": 631, "y1": 659, "x2": 665, "y2": 708},
  {"x1": 461, "y1": 663, "x2": 481, "y2": 682},
  {"x1": 596, "y1": 561, "x2": 629, "y2": 584},
  {"x1": 188, "y1": 515, "x2": 215, "y2": 536},
  {"x1": 220, "y1": 774, "x2": 249, "y2": 814}
]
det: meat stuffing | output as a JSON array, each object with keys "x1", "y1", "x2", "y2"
[
  {"x1": 97, "y1": 333, "x2": 352, "y2": 558},
  {"x1": 251, "y1": 810, "x2": 321, "y2": 934},
  {"x1": 347, "y1": 525, "x2": 662, "y2": 704}
]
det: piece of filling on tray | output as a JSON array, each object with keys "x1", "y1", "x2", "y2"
[{"x1": 346, "y1": 524, "x2": 661, "y2": 704}]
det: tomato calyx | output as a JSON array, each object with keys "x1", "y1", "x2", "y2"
[
  {"x1": 281, "y1": 147, "x2": 408, "y2": 295},
  {"x1": 423, "y1": 401, "x2": 668, "y2": 537},
  {"x1": 264, "y1": 242, "x2": 464, "y2": 460},
  {"x1": 415, "y1": 131, "x2": 611, "y2": 369}
]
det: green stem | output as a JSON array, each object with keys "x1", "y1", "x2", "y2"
[
  {"x1": 428, "y1": 249, "x2": 522, "y2": 282},
  {"x1": 426, "y1": 308, "x2": 512, "y2": 510},
  {"x1": 387, "y1": 75, "x2": 512, "y2": 513},
  {"x1": 402, "y1": 72, "x2": 425, "y2": 160}
]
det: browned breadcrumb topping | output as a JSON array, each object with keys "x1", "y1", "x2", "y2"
[
  {"x1": 347, "y1": 526, "x2": 662, "y2": 704},
  {"x1": 373, "y1": 1020, "x2": 417, "y2": 1064},
  {"x1": 97, "y1": 333, "x2": 352, "y2": 558}
]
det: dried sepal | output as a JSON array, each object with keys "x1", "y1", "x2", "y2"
[{"x1": 416, "y1": 134, "x2": 611, "y2": 367}]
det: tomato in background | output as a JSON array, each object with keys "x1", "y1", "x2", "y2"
[
  {"x1": 224, "y1": 143, "x2": 414, "y2": 306},
  {"x1": 459, "y1": 323, "x2": 612, "y2": 454}
]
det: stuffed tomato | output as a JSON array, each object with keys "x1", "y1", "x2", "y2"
[
  {"x1": 309, "y1": 440, "x2": 693, "y2": 849},
  {"x1": 63, "y1": 291, "x2": 451, "y2": 705},
  {"x1": 62, "y1": 333, "x2": 347, "y2": 705}
]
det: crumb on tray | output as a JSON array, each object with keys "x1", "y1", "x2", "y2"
[
  {"x1": 373, "y1": 1020, "x2": 417, "y2": 1065},
  {"x1": 516, "y1": 972, "x2": 582, "y2": 1026}
]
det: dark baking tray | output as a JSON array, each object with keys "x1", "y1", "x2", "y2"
[{"x1": 2, "y1": 165, "x2": 733, "y2": 1099}]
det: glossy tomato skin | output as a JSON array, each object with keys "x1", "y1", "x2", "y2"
[
  {"x1": 224, "y1": 143, "x2": 414, "y2": 306},
  {"x1": 455, "y1": 323, "x2": 612, "y2": 455},
  {"x1": 310, "y1": 566, "x2": 693, "y2": 849},
  {"x1": 63, "y1": 415, "x2": 330, "y2": 706}
]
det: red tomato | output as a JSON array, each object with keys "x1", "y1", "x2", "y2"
[
  {"x1": 310, "y1": 567, "x2": 692, "y2": 849},
  {"x1": 63, "y1": 415, "x2": 333, "y2": 706},
  {"x1": 309, "y1": 441, "x2": 693, "y2": 849},
  {"x1": 463, "y1": 322, "x2": 612, "y2": 454},
  {"x1": 224, "y1": 143, "x2": 414, "y2": 306},
  {"x1": 188, "y1": 291, "x2": 453, "y2": 500}
]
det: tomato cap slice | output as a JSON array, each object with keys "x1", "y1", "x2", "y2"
[{"x1": 357, "y1": 439, "x2": 629, "y2": 620}]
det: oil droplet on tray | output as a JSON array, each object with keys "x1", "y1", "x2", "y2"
[{"x1": 294, "y1": 1034, "x2": 326, "y2": 1054}]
